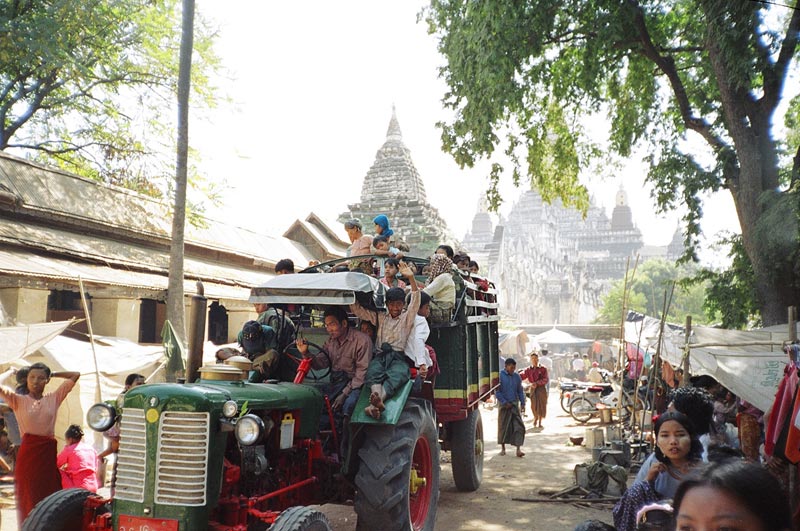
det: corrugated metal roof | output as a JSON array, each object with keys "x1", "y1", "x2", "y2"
[
  {"x1": 0, "y1": 151, "x2": 344, "y2": 265},
  {"x1": 0, "y1": 247, "x2": 251, "y2": 301},
  {"x1": 0, "y1": 152, "x2": 170, "y2": 237}
]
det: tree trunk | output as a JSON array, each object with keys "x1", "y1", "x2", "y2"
[
  {"x1": 705, "y1": 27, "x2": 794, "y2": 327},
  {"x1": 166, "y1": 0, "x2": 195, "y2": 347},
  {"x1": 728, "y1": 128, "x2": 792, "y2": 326}
]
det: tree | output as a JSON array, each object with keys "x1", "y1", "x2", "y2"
[
  {"x1": 695, "y1": 234, "x2": 761, "y2": 329},
  {"x1": 594, "y1": 258, "x2": 708, "y2": 325},
  {"x1": 167, "y1": 0, "x2": 195, "y2": 346},
  {"x1": 425, "y1": 0, "x2": 800, "y2": 325},
  {"x1": 0, "y1": 0, "x2": 219, "y2": 199}
]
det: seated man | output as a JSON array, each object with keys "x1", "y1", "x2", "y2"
[
  {"x1": 349, "y1": 261, "x2": 420, "y2": 419},
  {"x1": 235, "y1": 320, "x2": 279, "y2": 382},
  {"x1": 296, "y1": 307, "x2": 372, "y2": 421}
]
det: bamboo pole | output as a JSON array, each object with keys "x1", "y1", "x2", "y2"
[
  {"x1": 78, "y1": 277, "x2": 102, "y2": 405},
  {"x1": 680, "y1": 315, "x2": 692, "y2": 387}
]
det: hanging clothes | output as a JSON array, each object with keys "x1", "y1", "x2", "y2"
[
  {"x1": 765, "y1": 351, "x2": 799, "y2": 458},
  {"x1": 784, "y1": 384, "x2": 800, "y2": 463}
]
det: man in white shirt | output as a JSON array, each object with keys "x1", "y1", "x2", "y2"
[
  {"x1": 405, "y1": 292, "x2": 433, "y2": 378},
  {"x1": 571, "y1": 353, "x2": 586, "y2": 380}
]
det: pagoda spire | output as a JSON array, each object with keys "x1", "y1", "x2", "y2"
[{"x1": 386, "y1": 104, "x2": 402, "y2": 142}]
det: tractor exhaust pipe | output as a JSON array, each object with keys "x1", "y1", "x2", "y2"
[{"x1": 186, "y1": 281, "x2": 207, "y2": 383}]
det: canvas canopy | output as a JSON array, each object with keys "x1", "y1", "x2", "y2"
[
  {"x1": 0, "y1": 326, "x2": 238, "y2": 452},
  {"x1": 532, "y1": 326, "x2": 593, "y2": 346},
  {"x1": 250, "y1": 271, "x2": 386, "y2": 309},
  {"x1": 624, "y1": 311, "x2": 792, "y2": 412},
  {"x1": 499, "y1": 329, "x2": 530, "y2": 358},
  {"x1": 0, "y1": 321, "x2": 73, "y2": 364}
]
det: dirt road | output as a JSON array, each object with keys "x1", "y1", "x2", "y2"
[
  {"x1": 1, "y1": 389, "x2": 616, "y2": 530},
  {"x1": 321, "y1": 388, "x2": 615, "y2": 530}
]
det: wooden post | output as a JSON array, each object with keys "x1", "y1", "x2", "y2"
[
  {"x1": 788, "y1": 307, "x2": 797, "y2": 517},
  {"x1": 680, "y1": 315, "x2": 692, "y2": 387}
]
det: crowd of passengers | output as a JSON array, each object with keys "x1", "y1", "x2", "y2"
[{"x1": 217, "y1": 214, "x2": 490, "y2": 423}]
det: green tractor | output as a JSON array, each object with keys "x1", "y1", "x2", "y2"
[{"x1": 23, "y1": 260, "x2": 499, "y2": 531}]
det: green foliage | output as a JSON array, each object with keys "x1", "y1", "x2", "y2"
[
  {"x1": 693, "y1": 235, "x2": 760, "y2": 329},
  {"x1": 594, "y1": 258, "x2": 709, "y2": 325},
  {"x1": 425, "y1": 0, "x2": 800, "y2": 324},
  {"x1": 0, "y1": 0, "x2": 221, "y2": 206}
]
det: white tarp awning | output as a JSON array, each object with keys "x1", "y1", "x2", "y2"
[
  {"x1": 533, "y1": 326, "x2": 593, "y2": 346},
  {"x1": 0, "y1": 321, "x2": 73, "y2": 364},
  {"x1": 624, "y1": 312, "x2": 790, "y2": 412}
]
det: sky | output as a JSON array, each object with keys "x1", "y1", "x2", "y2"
[{"x1": 192, "y1": 1, "x2": 741, "y2": 261}]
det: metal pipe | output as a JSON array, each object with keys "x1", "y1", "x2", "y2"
[{"x1": 186, "y1": 281, "x2": 206, "y2": 383}]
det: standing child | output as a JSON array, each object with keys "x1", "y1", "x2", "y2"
[
  {"x1": 404, "y1": 292, "x2": 433, "y2": 380},
  {"x1": 379, "y1": 258, "x2": 407, "y2": 289},
  {"x1": 57, "y1": 424, "x2": 99, "y2": 492}
]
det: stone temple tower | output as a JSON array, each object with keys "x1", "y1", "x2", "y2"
[{"x1": 340, "y1": 107, "x2": 454, "y2": 256}]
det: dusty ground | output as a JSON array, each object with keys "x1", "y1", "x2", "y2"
[
  {"x1": 0, "y1": 389, "x2": 618, "y2": 530},
  {"x1": 320, "y1": 388, "x2": 616, "y2": 530}
]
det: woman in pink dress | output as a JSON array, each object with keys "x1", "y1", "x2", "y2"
[
  {"x1": 0, "y1": 362, "x2": 80, "y2": 525},
  {"x1": 57, "y1": 424, "x2": 99, "y2": 492}
]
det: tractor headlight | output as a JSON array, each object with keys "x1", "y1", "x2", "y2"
[
  {"x1": 235, "y1": 414, "x2": 264, "y2": 446},
  {"x1": 222, "y1": 400, "x2": 238, "y2": 418},
  {"x1": 86, "y1": 403, "x2": 117, "y2": 432}
]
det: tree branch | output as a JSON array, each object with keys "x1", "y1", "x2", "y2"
[
  {"x1": 762, "y1": 0, "x2": 800, "y2": 111},
  {"x1": 625, "y1": 0, "x2": 728, "y2": 154}
]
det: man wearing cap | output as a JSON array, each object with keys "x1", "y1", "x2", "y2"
[
  {"x1": 496, "y1": 357, "x2": 526, "y2": 457},
  {"x1": 234, "y1": 320, "x2": 279, "y2": 382}
]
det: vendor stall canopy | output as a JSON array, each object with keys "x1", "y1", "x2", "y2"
[
  {"x1": 625, "y1": 310, "x2": 798, "y2": 412},
  {"x1": 532, "y1": 326, "x2": 593, "y2": 346}
]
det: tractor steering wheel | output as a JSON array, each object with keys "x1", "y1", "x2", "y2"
[{"x1": 283, "y1": 341, "x2": 332, "y2": 383}]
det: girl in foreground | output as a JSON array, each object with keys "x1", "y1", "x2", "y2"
[{"x1": 672, "y1": 460, "x2": 792, "y2": 531}]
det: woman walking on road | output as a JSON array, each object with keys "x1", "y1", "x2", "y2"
[
  {"x1": 522, "y1": 352, "x2": 548, "y2": 429},
  {"x1": 0, "y1": 363, "x2": 80, "y2": 527}
]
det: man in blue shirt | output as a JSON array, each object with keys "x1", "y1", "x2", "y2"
[{"x1": 497, "y1": 358, "x2": 526, "y2": 457}]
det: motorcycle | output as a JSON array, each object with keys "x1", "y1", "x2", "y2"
[
  {"x1": 568, "y1": 377, "x2": 647, "y2": 424},
  {"x1": 558, "y1": 373, "x2": 612, "y2": 413}
]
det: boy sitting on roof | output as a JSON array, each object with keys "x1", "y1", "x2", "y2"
[{"x1": 349, "y1": 261, "x2": 420, "y2": 419}]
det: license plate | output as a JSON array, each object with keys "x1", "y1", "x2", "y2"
[{"x1": 118, "y1": 515, "x2": 179, "y2": 531}]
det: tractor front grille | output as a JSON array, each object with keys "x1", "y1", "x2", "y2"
[
  {"x1": 115, "y1": 408, "x2": 147, "y2": 502},
  {"x1": 155, "y1": 411, "x2": 210, "y2": 506}
]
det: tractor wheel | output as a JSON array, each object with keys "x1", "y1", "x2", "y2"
[
  {"x1": 22, "y1": 488, "x2": 97, "y2": 531},
  {"x1": 569, "y1": 397, "x2": 597, "y2": 424},
  {"x1": 354, "y1": 398, "x2": 440, "y2": 531},
  {"x1": 449, "y1": 408, "x2": 483, "y2": 492},
  {"x1": 269, "y1": 506, "x2": 332, "y2": 531}
]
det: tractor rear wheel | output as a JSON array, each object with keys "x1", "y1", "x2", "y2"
[
  {"x1": 354, "y1": 398, "x2": 440, "y2": 531},
  {"x1": 269, "y1": 506, "x2": 332, "y2": 531},
  {"x1": 22, "y1": 488, "x2": 98, "y2": 531},
  {"x1": 449, "y1": 408, "x2": 483, "y2": 492}
]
